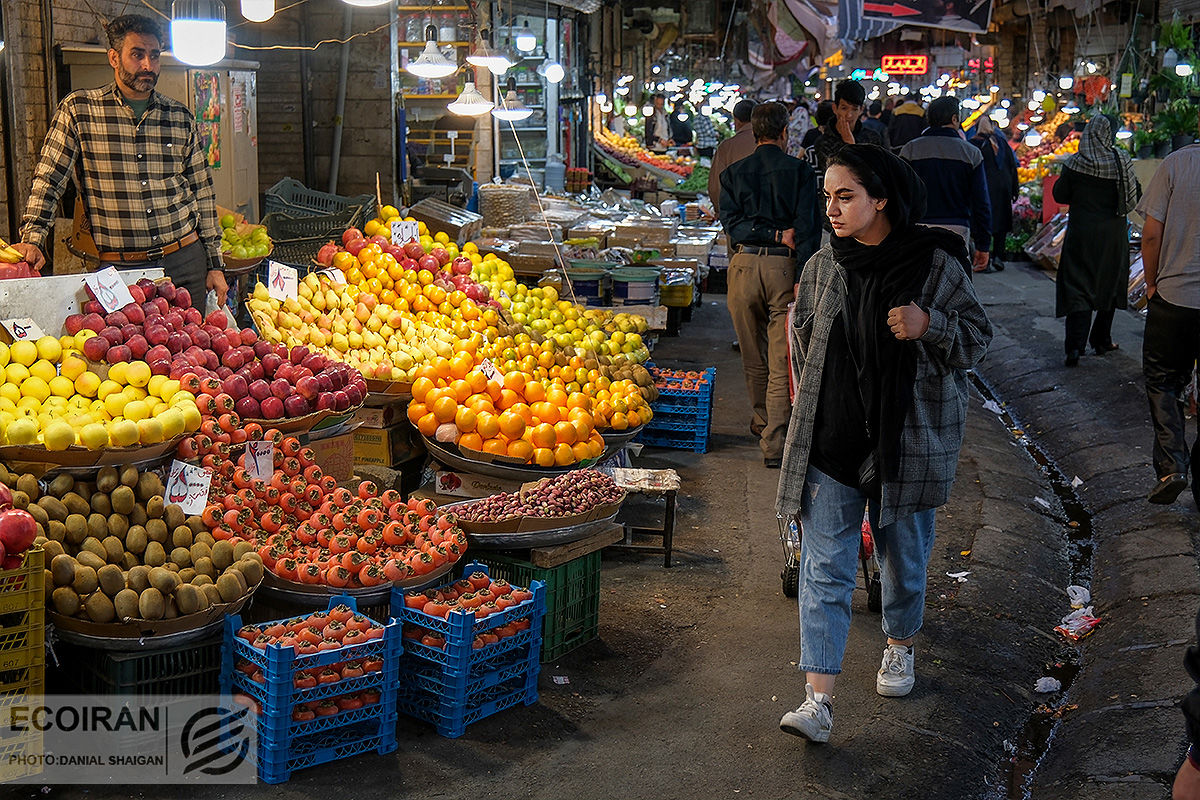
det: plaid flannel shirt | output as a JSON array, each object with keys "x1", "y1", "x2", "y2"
[
  {"x1": 20, "y1": 83, "x2": 222, "y2": 269},
  {"x1": 776, "y1": 244, "x2": 992, "y2": 527},
  {"x1": 693, "y1": 114, "x2": 720, "y2": 150}
]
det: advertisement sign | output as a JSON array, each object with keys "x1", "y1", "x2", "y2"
[
  {"x1": 863, "y1": 0, "x2": 992, "y2": 33},
  {"x1": 881, "y1": 55, "x2": 929, "y2": 75}
]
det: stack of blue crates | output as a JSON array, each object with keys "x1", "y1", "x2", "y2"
[
  {"x1": 392, "y1": 563, "x2": 546, "y2": 738},
  {"x1": 221, "y1": 595, "x2": 402, "y2": 784},
  {"x1": 637, "y1": 366, "x2": 716, "y2": 453}
]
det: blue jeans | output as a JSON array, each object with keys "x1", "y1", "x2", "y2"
[{"x1": 797, "y1": 465, "x2": 937, "y2": 675}]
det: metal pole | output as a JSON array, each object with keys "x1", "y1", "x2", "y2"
[{"x1": 328, "y1": 7, "x2": 354, "y2": 193}]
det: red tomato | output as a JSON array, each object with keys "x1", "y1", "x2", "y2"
[
  {"x1": 341, "y1": 629, "x2": 366, "y2": 646},
  {"x1": 422, "y1": 600, "x2": 450, "y2": 618},
  {"x1": 345, "y1": 615, "x2": 371, "y2": 633},
  {"x1": 317, "y1": 638, "x2": 341, "y2": 651},
  {"x1": 467, "y1": 571, "x2": 490, "y2": 591},
  {"x1": 362, "y1": 656, "x2": 384, "y2": 673},
  {"x1": 262, "y1": 623, "x2": 287, "y2": 639},
  {"x1": 237, "y1": 625, "x2": 261, "y2": 643},
  {"x1": 328, "y1": 604, "x2": 354, "y2": 624},
  {"x1": 361, "y1": 626, "x2": 384, "y2": 641},
  {"x1": 323, "y1": 621, "x2": 347, "y2": 641}
]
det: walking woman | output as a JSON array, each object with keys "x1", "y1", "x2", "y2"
[
  {"x1": 1052, "y1": 114, "x2": 1141, "y2": 366},
  {"x1": 775, "y1": 145, "x2": 991, "y2": 743},
  {"x1": 970, "y1": 116, "x2": 1019, "y2": 272}
]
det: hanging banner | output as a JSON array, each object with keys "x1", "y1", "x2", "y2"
[{"x1": 862, "y1": 0, "x2": 992, "y2": 33}]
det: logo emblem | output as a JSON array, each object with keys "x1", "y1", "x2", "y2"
[{"x1": 180, "y1": 706, "x2": 252, "y2": 776}]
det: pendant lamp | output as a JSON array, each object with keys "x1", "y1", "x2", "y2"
[
  {"x1": 240, "y1": 0, "x2": 274, "y2": 22},
  {"x1": 493, "y1": 76, "x2": 532, "y2": 121},
  {"x1": 407, "y1": 25, "x2": 457, "y2": 78},
  {"x1": 447, "y1": 82, "x2": 494, "y2": 116},
  {"x1": 171, "y1": 0, "x2": 227, "y2": 66},
  {"x1": 466, "y1": 30, "x2": 513, "y2": 75}
]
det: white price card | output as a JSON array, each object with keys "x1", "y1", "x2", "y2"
[
  {"x1": 1, "y1": 318, "x2": 45, "y2": 342},
  {"x1": 479, "y1": 358, "x2": 503, "y2": 382},
  {"x1": 390, "y1": 219, "x2": 420, "y2": 245},
  {"x1": 85, "y1": 266, "x2": 136, "y2": 313},
  {"x1": 163, "y1": 460, "x2": 212, "y2": 514},
  {"x1": 267, "y1": 260, "x2": 298, "y2": 301},
  {"x1": 244, "y1": 440, "x2": 274, "y2": 481},
  {"x1": 316, "y1": 267, "x2": 346, "y2": 284}
]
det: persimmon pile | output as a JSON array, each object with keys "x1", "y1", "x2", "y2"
[{"x1": 400, "y1": 570, "x2": 536, "y2": 651}]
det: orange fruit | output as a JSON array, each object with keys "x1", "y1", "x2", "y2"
[
  {"x1": 432, "y1": 395, "x2": 458, "y2": 424},
  {"x1": 417, "y1": 412, "x2": 439, "y2": 437},
  {"x1": 482, "y1": 437, "x2": 508, "y2": 456},
  {"x1": 533, "y1": 447, "x2": 555, "y2": 467},
  {"x1": 485, "y1": 380, "x2": 504, "y2": 402},
  {"x1": 503, "y1": 371, "x2": 527, "y2": 393},
  {"x1": 567, "y1": 392, "x2": 590, "y2": 411},
  {"x1": 468, "y1": 395, "x2": 496, "y2": 415},
  {"x1": 507, "y1": 439, "x2": 534, "y2": 461},
  {"x1": 413, "y1": 365, "x2": 439, "y2": 384},
  {"x1": 498, "y1": 411, "x2": 526, "y2": 439},
  {"x1": 406, "y1": 402, "x2": 427, "y2": 425},
  {"x1": 454, "y1": 406, "x2": 477, "y2": 432},
  {"x1": 610, "y1": 412, "x2": 629, "y2": 431},
  {"x1": 553, "y1": 421, "x2": 577, "y2": 445},
  {"x1": 531, "y1": 401, "x2": 561, "y2": 425},
  {"x1": 553, "y1": 443, "x2": 575, "y2": 466},
  {"x1": 572, "y1": 441, "x2": 592, "y2": 462},
  {"x1": 546, "y1": 387, "x2": 569, "y2": 408},
  {"x1": 570, "y1": 417, "x2": 592, "y2": 442},
  {"x1": 449, "y1": 353, "x2": 473, "y2": 380},
  {"x1": 431, "y1": 357, "x2": 452, "y2": 381},
  {"x1": 587, "y1": 436, "x2": 605, "y2": 459},
  {"x1": 449, "y1": 379, "x2": 472, "y2": 402},
  {"x1": 475, "y1": 412, "x2": 500, "y2": 439},
  {"x1": 411, "y1": 377, "x2": 435, "y2": 403},
  {"x1": 458, "y1": 432, "x2": 484, "y2": 451},
  {"x1": 465, "y1": 370, "x2": 488, "y2": 394},
  {"x1": 509, "y1": 402, "x2": 534, "y2": 425},
  {"x1": 497, "y1": 389, "x2": 520, "y2": 411},
  {"x1": 530, "y1": 423, "x2": 556, "y2": 448},
  {"x1": 524, "y1": 380, "x2": 546, "y2": 403}
]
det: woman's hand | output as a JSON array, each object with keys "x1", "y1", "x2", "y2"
[{"x1": 887, "y1": 302, "x2": 930, "y2": 341}]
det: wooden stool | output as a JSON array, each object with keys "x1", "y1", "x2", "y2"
[{"x1": 603, "y1": 468, "x2": 680, "y2": 568}]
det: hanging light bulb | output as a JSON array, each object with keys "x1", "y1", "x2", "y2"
[
  {"x1": 240, "y1": 0, "x2": 274, "y2": 22},
  {"x1": 1177, "y1": 61, "x2": 1194, "y2": 77},
  {"x1": 641, "y1": 104, "x2": 653, "y2": 117},
  {"x1": 493, "y1": 76, "x2": 533, "y2": 121},
  {"x1": 1024, "y1": 130, "x2": 1042, "y2": 147},
  {"x1": 537, "y1": 59, "x2": 564, "y2": 84},
  {"x1": 623, "y1": 105, "x2": 636, "y2": 117},
  {"x1": 341, "y1": 0, "x2": 391, "y2": 6},
  {"x1": 406, "y1": 25, "x2": 457, "y2": 78},
  {"x1": 171, "y1": 0, "x2": 226, "y2": 66},
  {"x1": 1059, "y1": 75, "x2": 1073, "y2": 90},
  {"x1": 515, "y1": 21, "x2": 537, "y2": 53},
  {"x1": 466, "y1": 30, "x2": 513, "y2": 75},
  {"x1": 447, "y1": 81, "x2": 494, "y2": 116}
]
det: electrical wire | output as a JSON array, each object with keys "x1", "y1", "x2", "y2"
[{"x1": 231, "y1": 20, "x2": 391, "y2": 51}]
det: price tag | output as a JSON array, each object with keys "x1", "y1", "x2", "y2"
[
  {"x1": 163, "y1": 460, "x2": 212, "y2": 514},
  {"x1": 1, "y1": 318, "x2": 45, "y2": 342},
  {"x1": 244, "y1": 440, "x2": 274, "y2": 481},
  {"x1": 84, "y1": 266, "x2": 135, "y2": 313},
  {"x1": 390, "y1": 219, "x2": 420, "y2": 245},
  {"x1": 266, "y1": 261, "x2": 298, "y2": 301},
  {"x1": 316, "y1": 267, "x2": 346, "y2": 284},
  {"x1": 479, "y1": 358, "x2": 503, "y2": 382}
]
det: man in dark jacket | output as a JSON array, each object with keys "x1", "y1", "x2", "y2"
[
  {"x1": 863, "y1": 100, "x2": 891, "y2": 149},
  {"x1": 719, "y1": 102, "x2": 823, "y2": 467},
  {"x1": 888, "y1": 94, "x2": 926, "y2": 150},
  {"x1": 900, "y1": 96, "x2": 992, "y2": 271},
  {"x1": 810, "y1": 80, "x2": 883, "y2": 173}
]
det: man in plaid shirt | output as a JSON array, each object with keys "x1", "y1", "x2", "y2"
[
  {"x1": 691, "y1": 107, "x2": 720, "y2": 157},
  {"x1": 13, "y1": 14, "x2": 227, "y2": 307}
]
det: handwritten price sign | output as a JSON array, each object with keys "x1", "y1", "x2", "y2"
[
  {"x1": 243, "y1": 440, "x2": 274, "y2": 481},
  {"x1": 390, "y1": 219, "x2": 420, "y2": 246},
  {"x1": 84, "y1": 267, "x2": 135, "y2": 313},
  {"x1": 479, "y1": 358, "x2": 502, "y2": 382},
  {"x1": 316, "y1": 267, "x2": 346, "y2": 284},
  {"x1": 1, "y1": 318, "x2": 45, "y2": 342},
  {"x1": 267, "y1": 261, "x2": 298, "y2": 301},
  {"x1": 164, "y1": 460, "x2": 212, "y2": 514}
]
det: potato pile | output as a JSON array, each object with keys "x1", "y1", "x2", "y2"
[{"x1": 0, "y1": 463, "x2": 262, "y2": 623}]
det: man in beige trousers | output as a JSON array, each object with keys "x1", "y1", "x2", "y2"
[{"x1": 718, "y1": 102, "x2": 823, "y2": 467}]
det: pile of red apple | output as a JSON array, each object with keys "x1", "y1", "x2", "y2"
[
  {"x1": 0, "y1": 484, "x2": 38, "y2": 571},
  {"x1": 66, "y1": 277, "x2": 208, "y2": 368}
]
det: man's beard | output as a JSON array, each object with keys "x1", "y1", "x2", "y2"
[{"x1": 119, "y1": 67, "x2": 158, "y2": 93}]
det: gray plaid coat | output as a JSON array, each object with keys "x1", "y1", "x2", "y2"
[{"x1": 775, "y1": 244, "x2": 992, "y2": 527}]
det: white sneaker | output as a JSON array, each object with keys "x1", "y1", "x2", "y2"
[
  {"x1": 876, "y1": 644, "x2": 915, "y2": 697},
  {"x1": 779, "y1": 683, "x2": 833, "y2": 742}
]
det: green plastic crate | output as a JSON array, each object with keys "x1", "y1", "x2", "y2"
[
  {"x1": 475, "y1": 551, "x2": 600, "y2": 662},
  {"x1": 52, "y1": 636, "x2": 222, "y2": 696}
]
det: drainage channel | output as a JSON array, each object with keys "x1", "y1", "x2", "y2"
[{"x1": 968, "y1": 373, "x2": 1094, "y2": 800}]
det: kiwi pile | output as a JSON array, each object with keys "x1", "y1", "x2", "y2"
[{"x1": 0, "y1": 463, "x2": 262, "y2": 624}]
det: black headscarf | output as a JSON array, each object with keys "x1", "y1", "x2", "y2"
[{"x1": 827, "y1": 144, "x2": 972, "y2": 485}]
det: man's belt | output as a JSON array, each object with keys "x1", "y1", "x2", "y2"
[
  {"x1": 98, "y1": 231, "x2": 199, "y2": 263},
  {"x1": 735, "y1": 244, "x2": 795, "y2": 257}
]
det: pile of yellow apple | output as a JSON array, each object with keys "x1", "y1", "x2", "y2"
[{"x1": 0, "y1": 335, "x2": 201, "y2": 450}]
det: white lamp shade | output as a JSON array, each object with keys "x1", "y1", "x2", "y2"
[
  {"x1": 1177, "y1": 62, "x2": 1194, "y2": 77},
  {"x1": 341, "y1": 0, "x2": 392, "y2": 6},
  {"x1": 466, "y1": 32, "x2": 513, "y2": 75},
  {"x1": 538, "y1": 60, "x2": 564, "y2": 84},
  {"x1": 407, "y1": 41, "x2": 457, "y2": 78},
  {"x1": 171, "y1": 0, "x2": 226, "y2": 67},
  {"x1": 493, "y1": 90, "x2": 533, "y2": 121},
  {"x1": 447, "y1": 82, "x2": 494, "y2": 116},
  {"x1": 515, "y1": 24, "x2": 537, "y2": 53},
  {"x1": 1059, "y1": 75, "x2": 1073, "y2": 89},
  {"x1": 240, "y1": 0, "x2": 274, "y2": 22},
  {"x1": 1024, "y1": 131, "x2": 1042, "y2": 146}
]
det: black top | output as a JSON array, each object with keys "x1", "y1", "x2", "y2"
[
  {"x1": 809, "y1": 276, "x2": 874, "y2": 488},
  {"x1": 1182, "y1": 606, "x2": 1200, "y2": 747},
  {"x1": 718, "y1": 144, "x2": 823, "y2": 260}
]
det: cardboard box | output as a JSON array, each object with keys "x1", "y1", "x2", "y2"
[
  {"x1": 353, "y1": 423, "x2": 419, "y2": 467},
  {"x1": 430, "y1": 469, "x2": 523, "y2": 498},
  {"x1": 307, "y1": 431, "x2": 354, "y2": 483},
  {"x1": 353, "y1": 401, "x2": 407, "y2": 429}
]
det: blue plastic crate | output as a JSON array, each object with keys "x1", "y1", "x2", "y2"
[
  {"x1": 642, "y1": 409, "x2": 711, "y2": 433},
  {"x1": 401, "y1": 625, "x2": 540, "y2": 670},
  {"x1": 230, "y1": 669, "x2": 390, "y2": 710},
  {"x1": 256, "y1": 720, "x2": 398, "y2": 785},
  {"x1": 400, "y1": 646, "x2": 538, "y2": 700},
  {"x1": 637, "y1": 427, "x2": 710, "y2": 454},
  {"x1": 396, "y1": 673, "x2": 538, "y2": 739},
  {"x1": 256, "y1": 705, "x2": 398, "y2": 749}
]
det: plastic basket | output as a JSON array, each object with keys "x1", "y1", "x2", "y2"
[
  {"x1": 474, "y1": 552, "x2": 601, "y2": 662},
  {"x1": 264, "y1": 178, "x2": 377, "y2": 221},
  {"x1": 401, "y1": 625, "x2": 539, "y2": 671},
  {"x1": 397, "y1": 672, "x2": 538, "y2": 738},
  {"x1": 0, "y1": 547, "x2": 44, "y2": 615},
  {"x1": 400, "y1": 646, "x2": 535, "y2": 698},
  {"x1": 640, "y1": 408, "x2": 711, "y2": 433},
  {"x1": 263, "y1": 207, "x2": 363, "y2": 241},
  {"x1": 0, "y1": 730, "x2": 42, "y2": 782},
  {"x1": 256, "y1": 720, "x2": 398, "y2": 785},
  {"x1": 53, "y1": 636, "x2": 221, "y2": 696},
  {"x1": 0, "y1": 606, "x2": 44, "y2": 672},
  {"x1": 258, "y1": 238, "x2": 325, "y2": 271},
  {"x1": 636, "y1": 427, "x2": 711, "y2": 454}
]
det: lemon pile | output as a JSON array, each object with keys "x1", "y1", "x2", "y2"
[{"x1": 0, "y1": 335, "x2": 202, "y2": 450}]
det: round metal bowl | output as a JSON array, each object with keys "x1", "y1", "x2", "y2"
[
  {"x1": 257, "y1": 560, "x2": 456, "y2": 607},
  {"x1": 466, "y1": 509, "x2": 621, "y2": 549},
  {"x1": 600, "y1": 424, "x2": 645, "y2": 450},
  {"x1": 423, "y1": 437, "x2": 579, "y2": 479}
]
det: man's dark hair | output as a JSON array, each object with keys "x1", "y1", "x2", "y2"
[
  {"x1": 106, "y1": 14, "x2": 164, "y2": 51},
  {"x1": 732, "y1": 99, "x2": 756, "y2": 123},
  {"x1": 814, "y1": 100, "x2": 834, "y2": 127},
  {"x1": 751, "y1": 102, "x2": 789, "y2": 142},
  {"x1": 868, "y1": 100, "x2": 883, "y2": 116},
  {"x1": 652, "y1": 92, "x2": 666, "y2": 101},
  {"x1": 927, "y1": 96, "x2": 960, "y2": 128},
  {"x1": 834, "y1": 80, "x2": 866, "y2": 108}
]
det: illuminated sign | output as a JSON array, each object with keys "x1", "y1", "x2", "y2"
[
  {"x1": 850, "y1": 68, "x2": 891, "y2": 81},
  {"x1": 881, "y1": 55, "x2": 929, "y2": 75}
]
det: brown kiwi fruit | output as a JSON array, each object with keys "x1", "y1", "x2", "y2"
[
  {"x1": 195, "y1": 531, "x2": 216, "y2": 549},
  {"x1": 44, "y1": 570, "x2": 54, "y2": 600},
  {"x1": 15, "y1": 474, "x2": 38, "y2": 501},
  {"x1": 193, "y1": 587, "x2": 212, "y2": 611},
  {"x1": 215, "y1": 573, "x2": 242, "y2": 603},
  {"x1": 191, "y1": 574, "x2": 214, "y2": 586},
  {"x1": 164, "y1": 504, "x2": 186, "y2": 530},
  {"x1": 37, "y1": 496, "x2": 67, "y2": 522},
  {"x1": 25, "y1": 502, "x2": 49, "y2": 528},
  {"x1": 118, "y1": 464, "x2": 139, "y2": 488},
  {"x1": 170, "y1": 547, "x2": 192, "y2": 568},
  {"x1": 128, "y1": 505, "x2": 148, "y2": 527},
  {"x1": 143, "y1": 541, "x2": 167, "y2": 567},
  {"x1": 186, "y1": 516, "x2": 205, "y2": 535},
  {"x1": 201, "y1": 583, "x2": 223, "y2": 606},
  {"x1": 106, "y1": 513, "x2": 129, "y2": 540},
  {"x1": 210, "y1": 541, "x2": 235, "y2": 571},
  {"x1": 240, "y1": 551, "x2": 263, "y2": 565},
  {"x1": 50, "y1": 554, "x2": 77, "y2": 586},
  {"x1": 136, "y1": 473, "x2": 163, "y2": 503},
  {"x1": 235, "y1": 558, "x2": 264, "y2": 586},
  {"x1": 137, "y1": 588, "x2": 164, "y2": 620},
  {"x1": 177, "y1": 567, "x2": 197, "y2": 584},
  {"x1": 41, "y1": 540, "x2": 65, "y2": 560},
  {"x1": 170, "y1": 525, "x2": 192, "y2": 550},
  {"x1": 110, "y1": 485, "x2": 135, "y2": 516},
  {"x1": 47, "y1": 519, "x2": 67, "y2": 543},
  {"x1": 121, "y1": 552, "x2": 138, "y2": 571},
  {"x1": 145, "y1": 520, "x2": 168, "y2": 544},
  {"x1": 97, "y1": 564, "x2": 124, "y2": 597},
  {"x1": 125, "y1": 526, "x2": 148, "y2": 555},
  {"x1": 102, "y1": 536, "x2": 124, "y2": 564},
  {"x1": 193, "y1": 557, "x2": 216, "y2": 579},
  {"x1": 80, "y1": 537, "x2": 106, "y2": 560},
  {"x1": 163, "y1": 595, "x2": 178, "y2": 620},
  {"x1": 10, "y1": 491, "x2": 29, "y2": 510},
  {"x1": 145, "y1": 496, "x2": 164, "y2": 519},
  {"x1": 189, "y1": 542, "x2": 212, "y2": 564},
  {"x1": 95, "y1": 467, "x2": 119, "y2": 494},
  {"x1": 86, "y1": 513, "x2": 107, "y2": 540},
  {"x1": 72, "y1": 565, "x2": 98, "y2": 595},
  {"x1": 84, "y1": 591, "x2": 116, "y2": 623},
  {"x1": 174, "y1": 583, "x2": 201, "y2": 615},
  {"x1": 113, "y1": 588, "x2": 140, "y2": 620},
  {"x1": 164, "y1": 561, "x2": 180, "y2": 573},
  {"x1": 47, "y1": 473, "x2": 74, "y2": 498},
  {"x1": 126, "y1": 565, "x2": 151, "y2": 593},
  {"x1": 62, "y1": 492, "x2": 90, "y2": 517},
  {"x1": 75, "y1": 550, "x2": 106, "y2": 573},
  {"x1": 148, "y1": 567, "x2": 179, "y2": 595},
  {"x1": 90, "y1": 492, "x2": 112, "y2": 516},
  {"x1": 52, "y1": 587, "x2": 81, "y2": 616}
]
